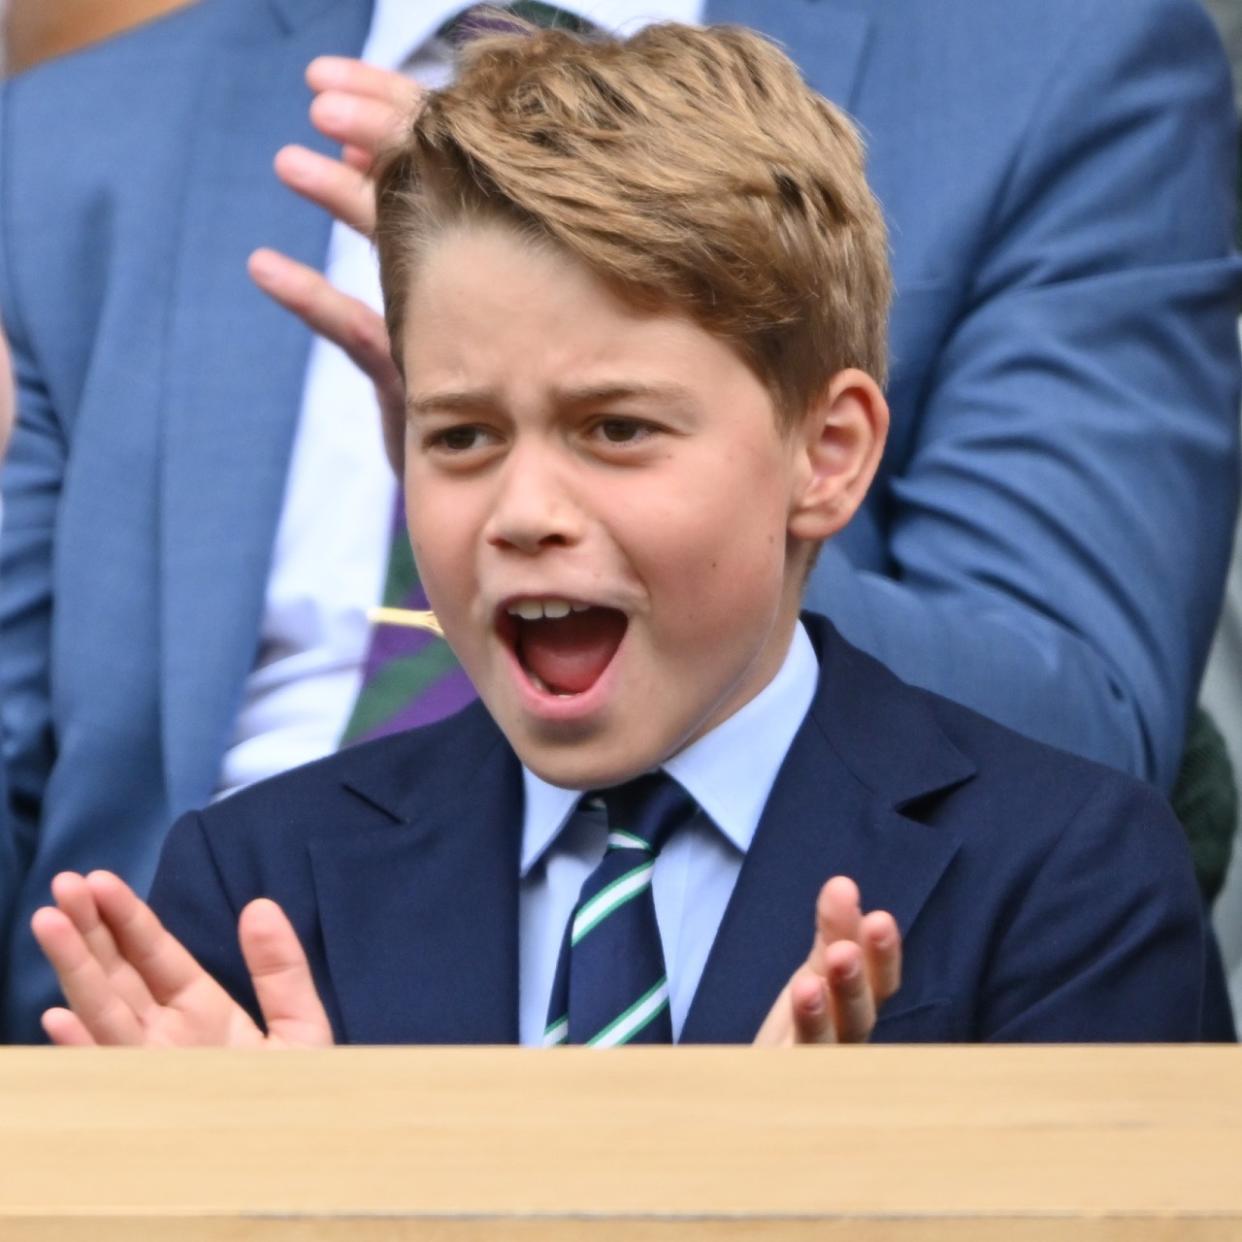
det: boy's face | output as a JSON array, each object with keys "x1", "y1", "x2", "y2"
[{"x1": 401, "y1": 224, "x2": 872, "y2": 789}]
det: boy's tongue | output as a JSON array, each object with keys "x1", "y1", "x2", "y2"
[{"x1": 516, "y1": 608, "x2": 627, "y2": 695}]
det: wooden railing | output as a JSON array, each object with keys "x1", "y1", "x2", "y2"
[{"x1": 0, "y1": 1046, "x2": 1238, "y2": 1238}]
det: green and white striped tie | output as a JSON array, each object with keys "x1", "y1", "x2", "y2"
[{"x1": 544, "y1": 773, "x2": 695, "y2": 1046}]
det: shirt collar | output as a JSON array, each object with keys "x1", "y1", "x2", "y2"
[
  {"x1": 520, "y1": 620, "x2": 820, "y2": 874},
  {"x1": 364, "y1": 0, "x2": 706, "y2": 70}
]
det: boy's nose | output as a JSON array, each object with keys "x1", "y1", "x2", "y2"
[{"x1": 483, "y1": 451, "x2": 584, "y2": 555}]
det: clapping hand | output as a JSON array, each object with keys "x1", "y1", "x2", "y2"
[
  {"x1": 32, "y1": 871, "x2": 333, "y2": 1047},
  {"x1": 754, "y1": 876, "x2": 901, "y2": 1045}
]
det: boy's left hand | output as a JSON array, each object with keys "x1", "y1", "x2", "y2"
[{"x1": 753, "y1": 876, "x2": 901, "y2": 1045}]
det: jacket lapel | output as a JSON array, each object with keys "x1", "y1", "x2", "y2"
[
  {"x1": 682, "y1": 618, "x2": 974, "y2": 1043},
  {"x1": 703, "y1": 0, "x2": 871, "y2": 113},
  {"x1": 307, "y1": 706, "x2": 525, "y2": 1043},
  {"x1": 159, "y1": 0, "x2": 374, "y2": 812}
]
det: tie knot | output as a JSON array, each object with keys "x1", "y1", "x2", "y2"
[{"x1": 591, "y1": 772, "x2": 696, "y2": 856}]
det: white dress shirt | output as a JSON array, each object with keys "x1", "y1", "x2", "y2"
[
  {"x1": 218, "y1": 0, "x2": 707, "y2": 796},
  {"x1": 518, "y1": 622, "x2": 818, "y2": 1044}
]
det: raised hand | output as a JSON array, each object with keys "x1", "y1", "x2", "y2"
[
  {"x1": 249, "y1": 57, "x2": 422, "y2": 470},
  {"x1": 753, "y1": 875, "x2": 901, "y2": 1045},
  {"x1": 31, "y1": 871, "x2": 333, "y2": 1047}
]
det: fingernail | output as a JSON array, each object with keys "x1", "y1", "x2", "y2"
[
  {"x1": 248, "y1": 250, "x2": 275, "y2": 278},
  {"x1": 275, "y1": 145, "x2": 316, "y2": 182}
]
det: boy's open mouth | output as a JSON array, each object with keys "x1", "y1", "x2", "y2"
[{"x1": 499, "y1": 598, "x2": 628, "y2": 697}]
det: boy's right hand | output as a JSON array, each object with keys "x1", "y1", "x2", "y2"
[{"x1": 31, "y1": 872, "x2": 333, "y2": 1048}]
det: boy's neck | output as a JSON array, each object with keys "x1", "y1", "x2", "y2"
[{"x1": 520, "y1": 620, "x2": 819, "y2": 866}]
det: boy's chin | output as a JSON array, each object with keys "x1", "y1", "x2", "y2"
[{"x1": 508, "y1": 726, "x2": 674, "y2": 793}]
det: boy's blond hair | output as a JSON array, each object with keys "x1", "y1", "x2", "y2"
[{"x1": 375, "y1": 20, "x2": 891, "y2": 426}]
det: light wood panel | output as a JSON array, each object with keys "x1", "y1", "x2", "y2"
[
  {"x1": 0, "y1": 1047, "x2": 1238, "y2": 1238},
  {"x1": 3, "y1": 0, "x2": 197, "y2": 76}
]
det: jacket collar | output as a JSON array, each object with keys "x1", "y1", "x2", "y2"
[
  {"x1": 310, "y1": 703, "x2": 525, "y2": 1043},
  {"x1": 681, "y1": 614, "x2": 974, "y2": 1042}
]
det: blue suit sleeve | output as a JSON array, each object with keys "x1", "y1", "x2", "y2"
[
  {"x1": 808, "y1": 0, "x2": 1242, "y2": 790},
  {"x1": 0, "y1": 79, "x2": 63, "y2": 891}
]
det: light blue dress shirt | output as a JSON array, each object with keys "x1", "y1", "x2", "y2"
[{"x1": 518, "y1": 622, "x2": 819, "y2": 1044}]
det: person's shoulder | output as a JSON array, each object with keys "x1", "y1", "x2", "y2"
[
  {"x1": 5, "y1": 0, "x2": 238, "y2": 94},
  {"x1": 195, "y1": 701, "x2": 508, "y2": 847},
  {"x1": 874, "y1": 0, "x2": 1212, "y2": 40},
  {"x1": 806, "y1": 611, "x2": 1175, "y2": 838},
  {"x1": 0, "y1": 0, "x2": 240, "y2": 171}
]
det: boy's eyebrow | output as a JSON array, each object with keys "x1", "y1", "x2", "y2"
[
  {"x1": 406, "y1": 389, "x2": 496, "y2": 419},
  {"x1": 556, "y1": 381, "x2": 699, "y2": 408},
  {"x1": 406, "y1": 381, "x2": 699, "y2": 418}
]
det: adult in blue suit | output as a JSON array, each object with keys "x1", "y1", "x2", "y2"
[{"x1": 0, "y1": 0, "x2": 1237, "y2": 1039}]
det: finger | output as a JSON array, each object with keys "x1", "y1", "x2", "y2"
[
  {"x1": 85, "y1": 871, "x2": 217, "y2": 1008},
  {"x1": 51, "y1": 871, "x2": 118, "y2": 961},
  {"x1": 41, "y1": 1006, "x2": 97, "y2": 1048},
  {"x1": 789, "y1": 965, "x2": 835, "y2": 1044},
  {"x1": 51, "y1": 871, "x2": 157, "y2": 1016},
  {"x1": 825, "y1": 940, "x2": 876, "y2": 1043},
  {"x1": 238, "y1": 900, "x2": 334, "y2": 1047},
  {"x1": 31, "y1": 906, "x2": 143, "y2": 1045},
  {"x1": 248, "y1": 247, "x2": 405, "y2": 457},
  {"x1": 274, "y1": 144, "x2": 376, "y2": 237},
  {"x1": 342, "y1": 143, "x2": 375, "y2": 174},
  {"x1": 248, "y1": 247, "x2": 392, "y2": 377},
  {"x1": 810, "y1": 876, "x2": 861, "y2": 965},
  {"x1": 311, "y1": 90, "x2": 412, "y2": 159},
  {"x1": 860, "y1": 910, "x2": 902, "y2": 1004},
  {"x1": 307, "y1": 56, "x2": 422, "y2": 111}
]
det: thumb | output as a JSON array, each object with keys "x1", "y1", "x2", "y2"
[{"x1": 238, "y1": 899, "x2": 334, "y2": 1047}]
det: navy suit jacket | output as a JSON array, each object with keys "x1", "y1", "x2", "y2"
[
  {"x1": 149, "y1": 616, "x2": 1208, "y2": 1043},
  {"x1": 1, "y1": 0, "x2": 1238, "y2": 1036}
]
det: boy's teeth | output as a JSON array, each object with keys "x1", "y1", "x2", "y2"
[
  {"x1": 507, "y1": 598, "x2": 583, "y2": 621},
  {"x1": 526, "y1": 668, "x2": 577, "y2": 698}
]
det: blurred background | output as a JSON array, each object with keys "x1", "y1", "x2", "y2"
[
  {"x1": 2, "y1": 2, "x2": 1240, "y2": 86},
  {"x1": 0, "y1": 0, "x2": 193, "y2": 74}
]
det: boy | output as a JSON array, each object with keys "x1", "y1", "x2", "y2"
[{"x1": 31, "y1": 21, "x2": 1206, "y2": 1046}]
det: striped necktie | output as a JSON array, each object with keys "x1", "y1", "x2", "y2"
[
  {"x1": 544, "y1": 773, "x2": 696, "y2": 1047},
  {"x1": 340, "y1": 1, "x2": 592, "y2": 747}
]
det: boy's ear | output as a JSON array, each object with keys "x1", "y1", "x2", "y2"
[{"x1": 787, "y1": 368, "x2": 889, "y2": 542}]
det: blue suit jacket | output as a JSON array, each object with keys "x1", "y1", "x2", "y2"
[
  {"x1": 1, "y1": 0, "x2": 1238, "y2": 1037},
  {"x1": 148, "y1": 615, "x2": 1209, "y2": 1043}
]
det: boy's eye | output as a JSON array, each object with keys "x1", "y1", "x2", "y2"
[
  {"x1": 595, "y1": 418, "x2": 653, "y2": 444},
  {"x1": 426, "y1": 425, "x2": 495, "y2": 453}
]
